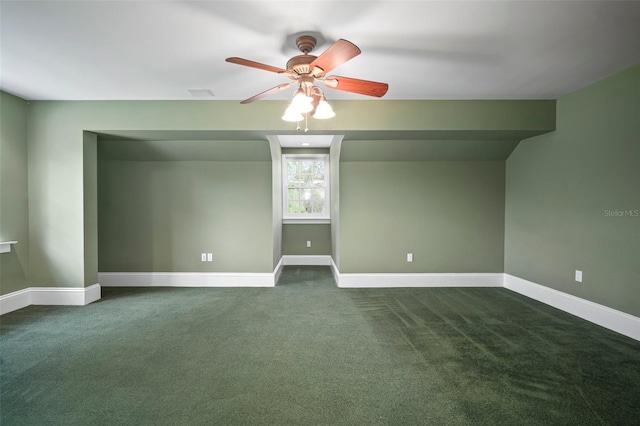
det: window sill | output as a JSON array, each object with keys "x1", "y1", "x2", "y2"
[
  {"x1": 0, "y1": 241, "x2": 18, "y2": 254},
  {"x1": 282, "y1": 219, "x2": 331, "y2": 225}
]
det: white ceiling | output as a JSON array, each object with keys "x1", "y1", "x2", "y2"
[{"x1": 1, "y1": 1, "x2": 639, "y2": 102}]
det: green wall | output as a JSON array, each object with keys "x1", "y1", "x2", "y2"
[
  {"x1": 282, "y1": 224, "x2": 332, "y2": 255},
  {"x1": 268, "y1": 137, "x2": 283, "y2": 269},
  {"x1": 339, "y1": 161, "x2": 506, "y2": 273},
  {"x1": 330, "y1": 138, "x2": 343, "y2": 268},
  {"x1": 281, "y1": 147, "x2": 333, "y2": 257},
  {"x1": 505, "y1": 64, "x2": 640, "y2": 317},
  {"x1": 26, "y1": 101, "x2": 285, "y2": 288},
  {"x1": 83, "y1": 132, "x2": 98, "y2": 286},
  {"x1": 98, "y1": 161, "x2": 272, "y2": 273},
  {"x1": 23, "y1": 99, "x2": 552, "y2": 289},
  {"x1": 0, "y1": 92, "x2": 29, "y2": 295},
  {"x1": 6, "y1": 67, "x2": 638, "y2": 322}
]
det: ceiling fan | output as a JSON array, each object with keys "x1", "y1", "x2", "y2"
[{"x1": 225, "y1": 35, "x2": 389, "y2": 118}]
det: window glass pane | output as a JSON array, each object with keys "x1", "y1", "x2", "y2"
[
  {"x1": 288, "y1": 172, "x2": 299, "y2": 186},
  {"x1": 302, "y1": 200, "x2": 313, "y2": 213},
  {"x1": 288, "y1": 201, "x2": 300, "y2": 214},
  {"x1": 311, "y1": 188, "x2": 324, "y2": 200},
  {"x1": 311, "y1": 200, "x2": 324, "y2": 213},
  {"x1": 301, "y1": 188, "x2": 311, "y2": 201},
  {"x1": 284, "y1": 155, "x2": 329, "y2": 218},
  {"x1": 313, "y1": 161, "x2": 324, "y2": 178},
  {"x1": 287, "y1": 161, "x2": 297, "y2": 175}
]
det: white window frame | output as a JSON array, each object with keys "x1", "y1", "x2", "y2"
[{"x1": 282, "y1": 154, "x2": 330, "y2": 223}]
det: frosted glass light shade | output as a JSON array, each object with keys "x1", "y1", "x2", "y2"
[
  {"x1": 312, "y1": 99, "x2": 335, "y2": 119},
  {"x1": 282, "y1": 106, "x2": 304, "y2": 122},
  {"x1": 291, "y1": 90, "x2": 314, "y2": 113}
]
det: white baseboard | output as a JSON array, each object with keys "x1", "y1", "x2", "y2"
[
  {"x1": 277, "y1": 255, "x2": 337, "y2": 286},
  {"x1": 0, "y1": 288, "x2": 31, "y2": 315},
  {"x1": 504, "y1": 274, "x2": 640, "y2": 341},
  {"x1": 30, "y1": 283, "x2": 102, "y2": 306},
  {"x1": 0, "y1": 284, "x2": 102, "y2": 315},
  {"x1": 337, "y1": 272, "x2": 504, "y2": 288},
  {"x1": 98, "y1": 272, "x2": 275, "y2": 287},
  {"x1": 330, "y1": 258, "x2": 341, "y2": 286},
  {"x1": 273, "y1": 257, "x2": 285, "y2": 285},
  {"x1": 98, "y1": 257, "x2": 334, "y2": 288},
  {"x1": 4, "y1": 269, "x2": 637, "y2": 342},
  {"x1": 280, "y1": 255, "x2": 333, "y2": 266},
  {"x1": 84, "y1": 283, "x2": 102, "y2": 305}
]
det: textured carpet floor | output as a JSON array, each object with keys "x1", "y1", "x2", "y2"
[{"x1": 1, "y1": 266, "x2": 639, "y2": 425}]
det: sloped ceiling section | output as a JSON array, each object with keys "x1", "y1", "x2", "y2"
[
  {"x1": 340, "y1": 139, "x2": 520, "y2": 162},
  {"x1": 93, "y1": 98, "x2": 556, "y2": 161},
  {"x1": 96, "y1": 131, "x2": 544, "y2": 162},
  {"x1": 98, "y1": 139, "x2": 272, "y2": 162}
]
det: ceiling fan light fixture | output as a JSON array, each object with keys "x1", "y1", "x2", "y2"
[
  {"x1": 282, "y1": 105, "x2": 304, "y2": 122},
  {"x1": 313, "y1": 98, "x2": 335, "y2": 120},
  {"x1": 228, "y1": 34, "x2": 387, "y2": 129}
]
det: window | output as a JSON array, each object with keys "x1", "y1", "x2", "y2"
[{"x1": 282, "y1": 154, "x2": 330, "y2": 221}]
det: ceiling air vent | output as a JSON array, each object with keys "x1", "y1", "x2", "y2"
[{"x1": 187, "y1": 89, "x2": 215, "y2": 98}]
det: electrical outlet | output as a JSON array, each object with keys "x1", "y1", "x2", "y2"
[
  {"x1": 207, "y1": 253, "x2": 213, "y2": 262},
  {"x1": 407, "y1": 253, "x2": 413, "y2": 262},
  {"x1": 307, "y1": 241, "x2": 311, "y2": 248},
  {"x1": 575, "y1": 270, "x2": 582, "y2": 283},
  {"x1": 201, "y1": 253, "x2": 207, "y2": 262}
]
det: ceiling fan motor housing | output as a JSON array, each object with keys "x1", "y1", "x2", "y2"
[
  {"x1": 286, "y1": 55, "x2": 320, "y2": 76},
  {"x1": 285, "y1": 35, "x2": 325, "y2": 77}
]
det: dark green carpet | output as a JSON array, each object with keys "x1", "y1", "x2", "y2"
[{"x1": 1, "y1": 266, "x2": 639, "y2": 425}]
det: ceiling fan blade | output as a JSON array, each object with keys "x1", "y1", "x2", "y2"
[
  {"x1": 309, "y1": 39, "x2": 361, "y2": 75},
  {"x1": 240, "y1": 82, "x2": 293, "y2": 104},
  {"x1": 226, "y1": 57, "x2": 287, "y2": 74},
  {"x1": 323, "y1": 76, "x2": 389, "y2": 98}
]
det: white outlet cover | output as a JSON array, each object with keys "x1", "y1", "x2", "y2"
[
  {"x1": 307, "y1": 241, "x2": 311, "y2": 248},
  {"x1": 207, "y1": 253, "x2": 213, "y2": 262},
  {"x1": 407, "y1": 253, "x2": 413, "y2": 262},
  {"x1": 201, "y1": 253, "x2": 207, "y2": 262},
  {"x1": 575, "y1": 270, "x2": 583, "y2": 282}
]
